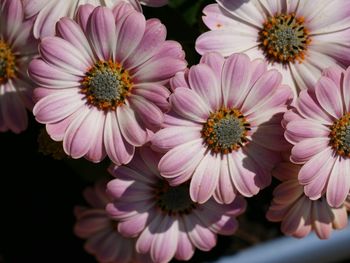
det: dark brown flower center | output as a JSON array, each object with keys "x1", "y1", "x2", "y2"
[
  {"x1": 155, "y1": 181, "x2": 197, "y2": 216},
  {"x1": 329, "y1": 113, "x2": 350, "y2": 157},
  {"x1": 202, "y1": 108, "x2": 250, "y2": 154},
  {"x1": 0, "y1": 40, "x2": 16, "y2": 84},
  {"x1": 81, "y1": 60, "x2": 132, "y2": 111},
  {"x1": 259, "y1": 13, "x2": 311, "y2": 64}
]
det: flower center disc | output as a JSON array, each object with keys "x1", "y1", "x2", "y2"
[
  {"x1": 202, "y1": 108, "x2": 250, "y2": 154},
  {"x1": 259, "y1": 13, "x2": 311, "y2": 64},
  {"x1": 155, "y1": 182, "x2": 196, "y2": 215},
  {"x1": 0, "y1": 40, "x2": 16, "y2": 84},
  {"x1": 81, "y1": 60, "x2": 132, "y2": 111},
  {"x1": 329, "y1": 113, "x2": 350, "y2": 157}
]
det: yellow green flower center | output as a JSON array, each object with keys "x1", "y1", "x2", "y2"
[
  {"x1": 259, "y1": 13, "x2": 311, "y2": 64},
  {"x1": 81, "y1": 60, "x2": 132, "y2": 111},
  {"x1": 155, "y1": 181, "x2": 197, "y2": 216},
  {"x1": 0, "y1": 40, "x2": 16, "y2": 84},
  {"x1": 202, "y1": 108, "x2": 250, "y2": 154},
  {"x1": 329, "y1": 113, "x2": 350, "y2": 157}
]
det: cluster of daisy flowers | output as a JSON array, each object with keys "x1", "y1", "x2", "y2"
[{"x1": 2, "y1": 0, "x2": 350, "y2": 262}]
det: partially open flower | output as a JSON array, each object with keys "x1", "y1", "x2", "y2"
[{"x1": 106, "y1": 146, "x2": 246, "y2": 263}]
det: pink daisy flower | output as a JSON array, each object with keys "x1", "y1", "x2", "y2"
[
  {"x1": 28, "y1": 4, "x2": 186, "y2": 164},
  {"x1": 23, "y1": 0, "x2": 145, "y2": 39},
  {"x1": 151, "y1": 52, "x2": 292, "y2": 204},
  {"x1": 196, "y1": 1, "x2": 350, "y2": 97},
  {"x1": 106, "y1": 146, "x2": 246, "y2": 263},
  {"x1": 284, "y1": 66, "x2": 350, "y2": 208},
  {"x1": 74, "y1": 179, "x2": 151, "y2": 263},
  {"x1": 267, "y1": 161, "x2": 348, "y2": 239},
  {"x1": 0, "y1": 0, "x2": 37, "y2": 133}
]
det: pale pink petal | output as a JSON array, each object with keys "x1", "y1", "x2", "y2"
[
  {"x1": 312, "y1": 199, "x2": 333, "y2": 239},
  {"x1": 136, "y1": 213, "x2": 162, "y2": 254},
  {"x1": 151, "y1": 217, "x2": 178, "y2": 263},
  {"x1": 125, "y1": 18, "x2": 166, "y2": 69},
  {"x1": 184, "y1": 215, "x2": 217, "y2": 251},
  {"x1": 303, "y1": 152, "x2": 336, "y2": 200},
  {"x1": 199, "y1": 52, "x2": 225, "y2": 77},
  {"x1": 63, "y1": 107, "x2": 102, "y2": 159},
  {"x1": 112, "y1": 1, "x2": 141, "y2": 18},
  {"x1": 56, "y1": 17, "x2": 95, "y2": 64},
  {"x1": 291, "y1": 138, "x2": 330, "y2": 164},
  {"x1": 87, "y1": 7, "x2": 117, "y2": 61},
  {"x1": 33, "y1": 90, "x2": 84, "y2": 124},
  {"x1": 175, "y1": 221, "x2": 195, "y2": 261},
  {"x1": 23, "y1": 0, "x2": 46, "y2": 18},
  {"x1": 129, "y1": 95, "x2": 164, "y2": 130},
  {"x1": 76, "y1": 4, "x2": 95, "y2": 33},
  {"x1": 158, "y1": 139, "x2": 205, "y2": 181},
  {"x1": 190, "y1": 153, "x2": 220, "y2": 204},
  {"x1": 285, "y1": 119, "x2": 330, "y2": 144},
  {"x1": 202, "y1": 4, "x2": 243, "y2": 30},
  {"x1": 246, "y1": 85, "x2": 292, "y2": 116},
  {"x1": 196, "y1": 29, "x2": 258, "y2": 57},
  {"x1": 332, "y1": 206, "x2": 348, "y2": 230},
  {"x1": 259, "y1": 0, "x2": 287, "y2": 16},
  {"x1": 169, "y1": 71, "x2": 189, "y2": 91},
  {"x1": 132, "y1": 57, "x2": 186, "y2": 83},
  {"x1": 228, "y1": 151, "x2": 260, "y2": 197},
  {"x1": 32, "y1": 0, "x2": 70, "y2": 38},
  {"x1": 104, "y1": 111, "x2": 134, "y2": 165},
  {"x1": 221, "y1": 53, "x2": 252, "y2": 108},
  {"x1": 188, "y1": 64, "x2": 221, "y2": 111},
  {"x1": 170, "y1": 88, "x2": 210, "y2": 123},
  {"x1": 118, "y1": 212, "x2": 148, "y2": 237},
  {"x1": 163, "y1": 111, "x2": 200, "y2": 128},
  {"x1": 28, "y1": 58, "x2": 81, "y2": 89},
  {"x1": 282, "y1": 109, "x2": 303, "y2": 129},
  {"x1": 132, "y1": 83, "x2": 170, "y2": 112},
  {"x1": 326, "y1": 157, "x2": 350, "y2": 208},
  {"x1": 115, "y1": 11, "x2": 146, "y2": 63},
  {"x1": 85, "y1": 117, "x2": 106, "y2": 163},
  {"x1": 297, "y1": 89, "x2": 333, "y2": 125},
  {"x1": 117, "y1": 104, "x2": 148, "y2": 146},
  {"x1": 46, "y1": 112, "x2": 80, "y2": 142},
  {"x1": 322, "y1": 66, "x2": 343, "y2": 87},
  {"x1": 303, "y1": 1, "x2": 350, "y2": 34},
  {"x1": 214, "y1": 157, "x2": 237, "y2": 204},
  {"x1": 151, "y1": 126, "x2": 201, "y2": 152},
  {"x1": 298, "y1": 147, "x2": 333, "y2": 185},
  {"x1": 217, "y1": 0, "x2": 266, "y2": 27},
  {"x1": 315, "y1": 76, "x2": 343, "y2": 119},
  {"x1": 242, "y1": 70, "x2": 282, "y2": 115}
]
